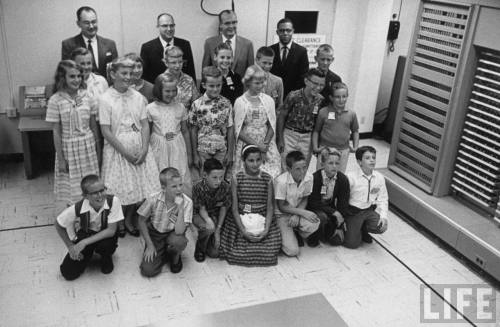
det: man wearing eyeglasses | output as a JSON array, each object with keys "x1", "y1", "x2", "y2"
[
  {"x1": 61, "y1": 6, "x2": 118, "y2": 77},
  {"x1": 270, "y1": 18, "x2": 309, "y2": 97},
  {"x1": 55, "y1": 175, "x2": 124, "y2": 281},
  {"x1": 140, "y1": 13, "x2": 196, "y2": 83},
  {"x1": 202, "y1": 9, "x2": 254, "y2": 77}
]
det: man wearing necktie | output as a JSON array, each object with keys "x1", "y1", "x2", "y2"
[
  {"x1": 270, "y1": 18, "x2": 309, "y2": 97},
  {"x1": 61, "y1": 6, "x2": 118, "y2": 77},
  {"x1": 202, "y1": 9, "x2": 254, "y2": 78},
  {"x1": 140, "y1": 13, "x2": 196, "y2": 83}
]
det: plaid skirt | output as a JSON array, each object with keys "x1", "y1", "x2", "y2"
[{"x1": 54, "y1": 133, "x2": 99, "y2": 204}]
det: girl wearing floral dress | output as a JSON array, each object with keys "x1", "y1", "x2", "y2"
[
  {"x1": 219, "y1": 145, "x2": 281, "y2": 266},
  {"x1": 161, "y1": 46, "x2": 199, "y2": 111},
  {"x1": 99, "y1": 57, "x2": 160, "y2": 237},
  {"x1": 46, "y1": 60, "x2": 100, "y2": 205},
  {"x1": 147, "y1": 73, "x2": 193, "y2": 195},
  {"x1": 233, "y1": 65, "x2": 282, "y2": 178}
]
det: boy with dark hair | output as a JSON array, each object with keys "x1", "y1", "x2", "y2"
[
  {"x1": 192, "y1": 158, "x2": 231, "y2": 262},
  {"x1": 307, "y1": 150, "x2": 350, "y2": 246},
  {"x1": 344, "y1": 146, "x2": 388, "y2": 249},
  {"x1": 138, "y1": 168, "x2": 193, "y2": 276},
  {"x1": 274, "y1": 151, "x2": 319, "y2": 256},
  {"x1": 55, "y1": 174, "x2": 124, "y2": 280}
]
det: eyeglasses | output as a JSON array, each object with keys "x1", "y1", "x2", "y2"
[
  {"x1": 80, "y1": 20, "x2": 97, "y2": 27},
  {"x1": 307, "y1": 78, "x2": 325, "y2": 89},
  {"x1": 86, "y1": 187, "x2": 107, "y2": 196}
]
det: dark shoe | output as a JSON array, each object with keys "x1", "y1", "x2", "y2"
[
  {"x1": 306, "y1": 231, "x2": 320, "y2": 247},
  {"x1": 194, "y1": 246, "x2": 206, "y2": 263},
  {"x1": 125, "y1": 226, "x2": 140, "y2": 237},
  {"x1": 294, "y1": 230, "x2": 304, "y2": 247},
  {"x1": 362, "y1": 231, "x2": 373, "y2": 244},
  {"x1": 100, "y1": 255, "x2": 114, "y2": 274},
  {"x1": 170, "y1": 256, "x2": 183, "y2": 273}
]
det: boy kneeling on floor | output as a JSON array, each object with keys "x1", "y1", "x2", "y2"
[
  {"x1": 138, "y1": 167, "x2": 193, "y2": 276},
  {"x1": 55, "y1": 174, "x2": 124, "y2": 281},
  {"x1": 344, "y1": 146, "x2": 388, "y2": 249}
]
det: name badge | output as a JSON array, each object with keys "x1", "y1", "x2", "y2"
[
  {"x1": 226, "y1": 77, "x2": 234, "y2": 86},
  {"x1": 215, "y1": 201, "x2": 224, "y2": 207},
  {"x1": 320, "y1": 186, "x2": 327, "y2": 194},
  {"x1": 328, "y1": 112, "x2": 336, "y2": 120},
  {"x1": 370, "y1": 187, "x2": 380, "y2": 194},
  {"x1": 312, "y1": 105, "x2": 319, "y2": 115},
  {"x1": 243, "y1": 204, "x2": 252, "y2": 213},
  {"x1": 252, "y1": 110, "x2": 260, "y2": 120},
  {"x1": 131, "y1": 123, "x2": 139, "y2": 132}
]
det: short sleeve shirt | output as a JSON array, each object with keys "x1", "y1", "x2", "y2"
[
  {"x1": 283, "y1": 89, "x2": 324, "y2": 133},
  {"x1": 56, "y1": 196, "x2": 124, "y2": 240},
  {"x1": 274, "y1": 171, "x2": 313, "y2": 215},
  {"x1": 189, "y1": 94, "x2": 234, "y2": 154},
  {"x1": 316, "y1": 108, "x2": 359, "y2": 150},
  {"x1": 192, "y1": 179, "x2": 231, "y2": 218},
  {"x1": 137, "y1": 191, "x2": 193, "y2": 233}
]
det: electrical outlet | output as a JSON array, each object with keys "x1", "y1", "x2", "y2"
[{"x1": 475, "y1": 255, "x2": 485, "y2": 268}]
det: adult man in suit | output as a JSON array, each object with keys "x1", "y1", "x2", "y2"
[
  {"x1": 202, "y1": 10, "x2": 254, "y2": 78},
  {"x1": 61, "y1": 6, "x2": 118, "y2": 77},
  {"x1": 140, "y1": 13, "x2": 196, "y2": 84},
  {"x1": 270, "y1": 18, "x2": 309, "y2": 96}
]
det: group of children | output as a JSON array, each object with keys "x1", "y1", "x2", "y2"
[{"x1": 49, "y1": 42, "x2": 389, "y2": 280}]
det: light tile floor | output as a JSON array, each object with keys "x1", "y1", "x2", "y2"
[{"x1": 0, "y1": 139, "x2": 498, "y2": 327}]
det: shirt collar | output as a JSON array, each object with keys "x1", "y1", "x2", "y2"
[
  {"x1": 356, "y1": 167, "x2": 374, "y2": 179},
  {"x1": 79, "y1": 198, "x2": 109, "y2": 214},
  {"x1": 285, "y1": 171, "x2": 312, "y2": 186},
  {"x1": 280, "y1": 41, "x2": 292, "y2": 50},
  {"x1": 321, "y1": 169, "x2": 337, "y2": 182},
  {"x1": 222, "y1": 35, "x2": 235, "y2": 43},
  {"x1": 82, "y1": 35, "x2": 96, "y2": 44},
  {"x1": 159, "y1": 36, "x2": 174, "y2": 49},
  {"x1": 202, "y1": 93, "x2": 219, "y2": 102}
]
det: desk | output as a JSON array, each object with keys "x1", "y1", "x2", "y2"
[
  {"x1": 18, "y1": 116, "x2": 53, "y2": 179},
  {"x1": 149, "y1": 293, "x2": 348, "y2": 327}
]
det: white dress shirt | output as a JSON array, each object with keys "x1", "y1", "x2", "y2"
[
  {"x1": 82, "y1": 35, "x2": 99, "y2": 69},
  {"x1": 222, "y1": 35, "x2": 236, "y2": 57},
  {"x1": 347, "y1": 168, "x2": 388, "y2": 219}
]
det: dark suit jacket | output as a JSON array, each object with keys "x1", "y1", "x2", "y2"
[
  {"x1": 140, "y1": 37, "x2": 196, "y2": 84},
  {"x1": 61, "y1": 34, "x2": 118, "y2": 77},
  {"x1": 202, "y1": 35, "x2": 254, "y2": 78},
  {"x1": 270, "y1": 42, "x2": 309, "y2": 96}
]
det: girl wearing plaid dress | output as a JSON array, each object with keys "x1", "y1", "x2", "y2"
[
  {"x1": 99, "y1": 57, "x2": 160, "y2": 237},
  {"x1": 46, "y1": 60, "x2": 100, "y2": 205}
]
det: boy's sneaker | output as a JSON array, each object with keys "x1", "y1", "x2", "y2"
[
  {"x1": 306, "y1": 231, "x2": 320, "y2": 247},
  {"x1": 100, "y1": 255, "x2": 114, "y2": 274},
  {"x1": 362, "y1": 231, "x2": 373, "y2": 244},
  {"x1": 194, "y1": 246, "x2": 206, "y2": 263},
  {"x1": 170, "y1": 256, "x2": 183, "y2": 273}
]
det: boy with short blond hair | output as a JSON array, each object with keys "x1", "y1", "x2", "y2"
[
  {"x1": 315, "y1": 44, "x2": 342, "y2": 106},
  {"x1": 255, "y1": 46, "x2": 284, "y2": 111}
]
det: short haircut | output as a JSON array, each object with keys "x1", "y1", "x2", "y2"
[
  {"x1": 277, "y1": 17, "x2": 293, "y2": 29},
  {"x1": 330, "y1": 81, "x2": 348, "y2": 97},
  {"x1": 316, "y1": 44, "x2": 334, "y2": 56},
  {"x1": 201, "y1": 66, "x2": 222, "y2": 84},
  {"x1": 80, "y1": 174, "x2": 100, "y2": 194},
  {"x1": 53, "y1": 60, "x2": 85, "y2": 93},
  {"x1": 241, "y1": 144, "x2": 261, "y2": 161},
  {"x1": 159, "y1": 167, "x2": 181, "y2": 186},
  {"x1": 256, "y1": 46, "x2": 275, "y2": 59},
  {"x1": 241, "y1": 64, "x2": 265, "y2": 87},
  {"x1": 109, "y1": 57, "x2": 134, "y2": 73},
  {"x1": 70, "y1": 47, "x2": 91, "y2": 60},
  {"x1": 76, "y1": 6, "x2": 96, "y2": 21},
  {"x1": 305, "y1": 68, "x2": 326, "y2": 79},
  {"x1": 124, "y1": 52, "x2": 144, "y2": 66},
  {"x1": 213, "y1": 42, "x2": 233, "y2": 57},
  {"x1": 203, "y1": 158, "x2": 224, "y2": 173},
  {"x1": 218, "y1": 9, "x2": 235, "y2": 23},
  {"x1": 320, "y1": 149, "x2": 342, "y2": 163},
  {"x1": 157, "y1": 13, "x2": 174, "y2": 24},
  {"x1": 355, "y1": 146, "x2": 377, "y2": 161},
  {"x1": 285, "y1": 150, "x2": 306, "y2": 168},
  {"x1": 164, "y1": 46, "x2": 183, "y2": 60},
  {"x1": 152, "y1": 73, "x2": 178, "y2": 101}
]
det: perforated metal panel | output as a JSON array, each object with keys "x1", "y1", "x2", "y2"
[
  {"x1": 390, "y1": 1, "x2": 471, "y2": 191},
  {"x1": 451, "y1": 50, "x2": 500, "y2": 217}
]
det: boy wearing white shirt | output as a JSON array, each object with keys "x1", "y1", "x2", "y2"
[
  {"x1": 55, "y1": 175, "x2": 124, "y2": 280},
  {"x1": 345, "y1": 146, "x2": 388, "y2": 248}
]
